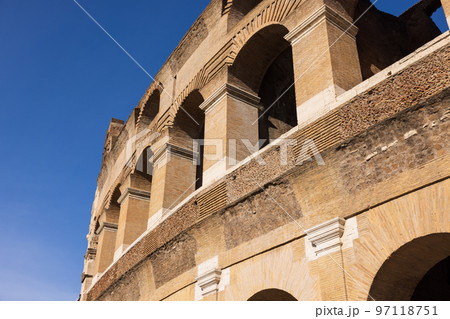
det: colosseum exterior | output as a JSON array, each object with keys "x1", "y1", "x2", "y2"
[{"x1": 79, "y1": 0, "x2": 450, "y2": 301}]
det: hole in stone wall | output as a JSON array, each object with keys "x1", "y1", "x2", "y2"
[
  {"x1": 258, "y1": 46, "x2": 297, "y2": 148},
  {"x1": 230, "y1": 24, "x2": 297, "y2": 150},
  {"x1": 140, "y1": 90, "x2": 160, "y2": 129},
  {"x1": 355, "y1": 0, "x2": 446, "y2": 80},
  {"x1": 431, "y1": 6, "x2": 449, "y2": 32},
  {"x1": 136, "y1": 146, "x2": 154, "y2": 181},
  {"x1": 248, "y1": 289, "x2": 297, "y2": 301},
  {"x1": 173, "y1": 90, "x2": 205, "y2": 190}
]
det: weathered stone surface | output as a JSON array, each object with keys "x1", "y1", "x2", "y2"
[{"x1": 81, "y1": 0, "x2": 450, "y2": 301}]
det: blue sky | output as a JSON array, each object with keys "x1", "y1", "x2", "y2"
[{"x1": 0, "y1": 0, "x2": 447, "y2": 301}]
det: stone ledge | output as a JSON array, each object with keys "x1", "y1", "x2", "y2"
[
  {"x1": 117, "y1": 187, "x2": 150, "y2": 205},
  {"x1": 85, "y1": 41, "x2": 450, "y2": 301},
  {"x1": 285, "y1": 5, "x2": 358, "y2": 45},
  {"x1": 199, "y1": 83, "x2": 260, "y2": 114}
]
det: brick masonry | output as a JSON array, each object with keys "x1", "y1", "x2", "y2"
[
  {"x1": 87, "y1": 49, "x2": 450, "y2": 301},
  {"x1": 82, "y1": 0, "x2": 450, "y2": 301}
]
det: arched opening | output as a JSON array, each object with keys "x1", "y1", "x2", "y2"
[
  {"x1": 225, "y1": 0, "x2": 264, "y2": 31},
  {"x1": 369, "y1": 233, "x2": 450, "y2": 301},
  {"x1": 230, "y1": 24, "x2": 298, "y2": 149},
  {"x1": 135, "y1": 146, "x2": 154, "y2": 181},
  {"x1": 172, "y1": 90, "x2": 205, "y2": 190},
  {"x1": 109, "y1": 185, "x2": 122, "y2": 210},
  {"x1": 411, "y1": 256, "x2": 450, "y2": 301},
  {"x1": 248, "y1": 289, "x2": 297, "y2": 301},
  {"x1": 139, "y1": 90, "x2": 160, "y2": 129}
]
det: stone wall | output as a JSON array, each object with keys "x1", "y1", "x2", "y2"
[{"x1": 88, "y1": 59, "x2": 450, "y2": 301}]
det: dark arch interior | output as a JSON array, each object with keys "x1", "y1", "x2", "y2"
[
  {"x1": 136, "y1": 146, "x2": 154, "y2": 181},
  {"x1": 110, "y1": 186, "x2": 122, "y2": 208},
  {"x1": 258, "y1": 46, "x2": 297, "y2": 148},
  {"x1": 369, "y1": 233, "x2": 450, "y2": 301},
  {"x1": 248, "y1": 289, "x2": 297, "y2": 301},
  {"x1": 355, "y1": 0, "x2": 444, "y2": 80},
  {"x1": 140, "y1": 91, "x2": 160, "y2": 128},
  {"x1": 173, "y1": 90, "x2": 205, "y2": 190},
  {"x1": 411, "y1": 256, "x2": 450, "y2": 301},
  {"x1": 230, "y1": 24, "x2": 298, "y2": 149}
]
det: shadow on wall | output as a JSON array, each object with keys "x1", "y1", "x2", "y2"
[{"x1": 356, "y1": 0, "x2": 446, "y2": 80}]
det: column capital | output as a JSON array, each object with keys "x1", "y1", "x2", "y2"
[
  {"x1": 306, "y1": 217, "x2": 345, "y2": 257},
  {"x1": 84, "y1": 248, "x2": 97, "y2": 260},
  {"x1": 95, "y1": 221, "x2": 118, "y2": 235},
  {"x1": 81, "y1": 272, "x2": 93, "y2": 283},
  {"x1": 195, "y1": 256, "x2": 224, "y2": 299},
  {"x1": 199, "y1": 83, "x2": 260, "y2": 114},
  {"x1": 284, "y1": 5, "x2": 358, "y2": 45},
  {"x1": 196, "y1": 268, "x2": 222, "y2": 297},
  {"x1": 117, "y1": 187, "x2": 150, "y2": 205},
  {"x1": 152, "y1": 142, "x2": 196, "y2": 167}
]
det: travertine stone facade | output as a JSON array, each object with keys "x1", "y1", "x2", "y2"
[{"x1": 80, "y1": 0, "x2": 450, "y2": 301}]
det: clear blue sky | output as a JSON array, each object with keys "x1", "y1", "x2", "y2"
[{"x1": 0, "y1": 0, "x2": 447, "y2": 301}]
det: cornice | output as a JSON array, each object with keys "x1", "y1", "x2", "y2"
[
  {"x1": 117, "y1": 187, "x2": 151, "y2": 205},
  {"x1": 284, "y1": 5, "x2": 358, "y2": 45},
  {"x1": 152, "y1": 142, "x2": 196, "y2": 166},
  {"x1": 199, "y1": 83, "x2": 260, "y2": 114}
]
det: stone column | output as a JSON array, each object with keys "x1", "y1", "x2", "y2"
[
  {"x1": 199, "y1": 83, "x2": 260, "y2": 185},
  {"x1": 442, "y1": 0, "x2": 450, "y2": 28},
  {"x1": 285, "y1": 4, "x2": 362, "y2": 125},
  {"x1": 147, "y1": 141, "x2": 197, "y2": 230},
  {"x1": 114, "y1": 175, "x2": 151, "y2": 260},
  {"x1": 79, "y1": 247, "x2": 96, "y2": 301},
  {"x1": 93, "y1": 209, "x2": 119, "y2": 278},
  {"x1": 305, "y1": 217, "x2": 348, "y2": 300}
]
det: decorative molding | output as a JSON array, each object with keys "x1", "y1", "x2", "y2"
[
  {"x1": 285, "y1": 5, "x2": 358, "y2": 45},
  {"x1": 160, "y1": 0, "x2": 302, "y2": 133},
  {"x1": 84, "y1": 248, "x2": 97, "y2": 260},
  {"x1": 232, "y1": 0, "x2": 303, "y2": 51},
  {"x1": 199, "y1": 83, "x2": 260, "y2": 114},
  {"x1": 95, "y1": 222, "x2": 118, "y2": 236},
  {"x1": 152, "y1": 142, "x2": 196, "y2": 167},
  {"x1": 195, "y1": 256, "x2": 223, "y2": 299},
  {"x1": 305, "y1": 217, "x2": 345, "y2": 257},
  {"x1": 196, "y1": 269, "x2": 222, "y2": 297},
  {"x1": 81, "y1": 272, "x2": 93, "y2": 283},
  {"x1": 117, "y1": 187, "x2": 150, "y2": 205}
]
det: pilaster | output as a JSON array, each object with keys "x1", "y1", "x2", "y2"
[
  {"x1": 285, "y1": 4, "x2": 362, "y2": 126},
  {"x1": 195, "y1": 256, "x2": 229, "y2": 301},
  {"x1": 148, "y1": 141, "x2": 197, "y2": 228},
  {"x1": 93, "y1": 210, "x2": 119, "y2": 277},
  {"x1": 306, "y1": 217, "x2": 347, "y2": 300},
  {"x1": 200, "y1": 83, "x2": 260, "y2": 185},
  {"x1": 114, "y1": 186, "x2": 151, "y2": 261}
]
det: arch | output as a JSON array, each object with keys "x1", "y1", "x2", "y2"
[
  {"x1": 248, "y1": 289, "x2": 297, "y2": 301},
  {"x1": 230, "y1": 24, "x2": 298, "y2": 147},
  {"x1": 109, "y1": 184, "x2": 122, "y2": 209},
  {"x1": 171, "y1": 90, "x2": 205, "y2": 190},
  {"x1": 225, "y1": 0, "x2": 263, "y2": 31},
  {"x1": 368, "y1": 233, "x2": 450, "y2": 301},
  {"x1": 138, "y1": 89, "x2": 160, "y2": 130},
  {"x1": 231, "y1": 24, "x2": 290, "y2": 94},
  {"x1": 135, "y1": 146, "x2": 154, "y2": 180}
]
